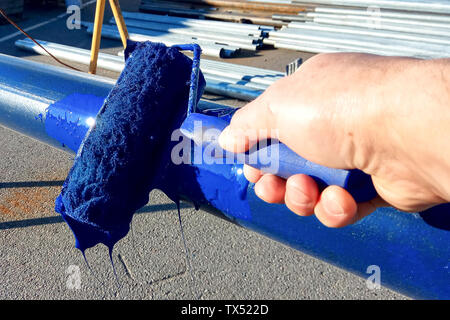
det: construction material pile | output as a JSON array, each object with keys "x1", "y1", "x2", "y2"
[
  {"x1": 139, "y1": 0, "x2": 307, "y2": 27},
  {"x1": 266, "y1": 0, "x2": 450, "y2": 58},
  {"x1": 16, "y1": 38, "x2": 284, "y2": 101},
  {"x1": 83, "y1": 10, "x2": 273, "y2": 58}
]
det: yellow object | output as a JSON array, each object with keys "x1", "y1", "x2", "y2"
[
  {"x1": 89, "y1": 0, "x2": 129, "y2": 74},
  {"x1": 109, "y1": 0, "x2": 129, "y2": 48}
]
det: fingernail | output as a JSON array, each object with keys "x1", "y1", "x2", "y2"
[{"x1": 323, "y1": 196, "x2": 345, "y2": 216}]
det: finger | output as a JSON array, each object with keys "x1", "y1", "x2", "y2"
[
  {"x1": 314, "y1": 185, "x2": 358, "y2": 228},
  {"x1": 243, "y1": 164, "x2": 263, "y2": 183},
  {"x1": 284, "y1": 174, "x2": 319, "y2": 216},
  {"x1": 218, "y1": 95, "x2": 278, "y2": 153},
  {"x1": 353, "y1": 196, "x2": 389, "y2": 224},
  {"x1": 254, "y1": 174, "x2": 286, "y2": 204}
]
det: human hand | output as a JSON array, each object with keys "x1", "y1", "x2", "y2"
[{"x1": 219, "y1": 53, "x2": 450, "y2": 227}]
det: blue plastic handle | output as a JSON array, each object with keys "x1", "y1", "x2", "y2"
[{"x1": 180, "y1": 113, "x2": 377, "y2": 202}]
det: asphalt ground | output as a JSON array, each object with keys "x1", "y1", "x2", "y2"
[{"x1": 0, "y1": 3, "x2": 407, "y2": 299}]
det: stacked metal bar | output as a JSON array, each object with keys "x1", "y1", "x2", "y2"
[
  {"x1": 139, "y1": 0, "x2": 306, "y2": 26},
  {"x1": 266, "y1": 0, "x2": 450, "y2": 58},
  {"x1": 15, "y1": 38, "x2": 284, "y2": 101},
  {"x1": 291, "y1": 0, "x2": 450, "y2": 14},
  {"x1": 114, "y1": 11, "x2": 270, "y2": 51},
  {"x1": 83, "y1": 21, "x2": 240, "y2": 58},
  {"x1": 82, "y1": 10, "x2": 273, "y2": 58}
]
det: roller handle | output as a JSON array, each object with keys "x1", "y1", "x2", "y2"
[
  {"x1": 180, "y1": 113, "x2": 378, "y2": 203},
  {"x1": 246, "y1": 142, "x2": 377, "y2": 203}
]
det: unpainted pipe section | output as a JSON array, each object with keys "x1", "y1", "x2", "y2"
[
  {"x1": 277, "y1": 22, "x2": 450, "y2": 46},
  {"x1": 307, "y1": 12, "x2": 450, "y2": 32},
  {"x1": 15, "y1": 39, "x2": 277, "y2": 100},
  {"x1": 314, "y1": 7, "x2": 450, "y2": 23},
  {"x1": 139, "y1": 3, "x2": 286, "y2": 27},
  {"x1": 164, "y1": 0, "x2": 308, "y2": 14},
  {"x1": 114, "y1": 17, "x2": 263, "y2": 38},
  {"x1": 121, "y1": 11, "x2": 265, "y2": 32},
  {"x1": 272, "y1": 13, "x2": 310, "y2": 22},
  {"x1": 118, "y1": 19, "x2": 259, "y2": 44},
  {"x1": 267, "y1": 6, "x2": 450, "y2": 59},
  {"x1": 85, "y1": 23, "x2": 239, "y2": 58},
  {"x1": 265, "y1": 37, "x2": 415, "y2": 56},
  {"x1": 114, "y1": 19, "x2": 261, "y2": 49},
  {"x1": 0, "y1": 54, "x2": 449, "y2": 299},
  {"x1": 266, "y1": 37, "x2": 449, "y2": 59},
  {"x1": 309, "y1": 17, "x2": 450, "y2": 38},
  {"x1": 292, "y1": 0, "x2": 450, "y2": 14},
  {"x1": 268, "y1": 28, "x2": 450, "y2": 58}
]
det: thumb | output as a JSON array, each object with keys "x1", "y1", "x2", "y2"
[{"x1": 218, "y1": 95, "x2": 278, "y2": 153}]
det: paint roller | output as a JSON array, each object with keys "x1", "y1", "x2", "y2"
[
  {"x1": 56, "y1": 40, "x2": 376, "y2": 253},
  {"x1": 55, "y1": 41, "x2": 206, "y2": 252}
]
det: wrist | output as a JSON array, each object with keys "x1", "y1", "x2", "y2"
[{"x1": 384, "y1": 58, "x2": 450, "y2": 202}]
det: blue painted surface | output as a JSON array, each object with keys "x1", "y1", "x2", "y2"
[
  {"x1": 46, "y1": 95, "x2": 450, "y2": 299},
  {"x1": 169, "y1": 112, "x2": 450, "y2": 299},
  {"x1": 242, "y1": 191, "x2": 450, "y2": 299},
  {"x1": 157, "y1": 150, "x2": 450, "y2": 299},
  {"x1": 1, "y1": 52, "x2": 446, "y2": 299},
  {"x1": 170, "y1": 117, "x2": 450, "y2": 299},
  {"x1": 38, "y1": 69, "x2": 448, "y2": 300},
  {"x1": 45, "y1": 94, "x2": 105, "y2": 152}
]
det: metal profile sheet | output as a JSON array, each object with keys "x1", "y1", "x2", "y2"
[
  {"x1": 276, "y1": 22, "x2": 450, "y2": 46},
  {"x1": 121, "y1": 11, "x2": 264, "y2": 32},
  {"x1": 292, "y1": 0, "x2": 450, "y2": 14}
]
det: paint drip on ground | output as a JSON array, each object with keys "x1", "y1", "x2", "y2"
[{"x1": 55, "y1": 41, "x2": 206, "y2": 253}]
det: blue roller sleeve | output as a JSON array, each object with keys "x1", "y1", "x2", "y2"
[{"x1": 180, "y1": 113, "x2": 378, "y2": 203}]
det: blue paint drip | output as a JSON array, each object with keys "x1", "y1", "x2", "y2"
[
  {"x1": 159, "y1": 159, "x2": 251, "y2": 221},
  {"x1": 35, "y1": 113, "x2": 43, "y2": 122},
  {"x1": 55, "y1": 41, "x2": 205, "y2": 252}
]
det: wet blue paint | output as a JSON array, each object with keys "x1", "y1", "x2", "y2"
[
  {"x1": 160, "y1": 158, "x2": 251, "y2": 221},
  {"x1": 35, "y1": 113, "x2": 43, "y2": 122},
  {"x1": 50, "y1": 89, "x2": 450, "y2": 298},
  {"x1": 55, "y1": 41, "x2": 206, "y2": 252},
  {"x1": 163, "y1": 130, "x2": 450, "y2": 298},
  {"x1": 238, "y1": 193, "x2": 450, "y2": 299},
  {"x1": 45, "y1": 94, "x2": 105, "y2": 152},
  {"x1": 45, "y1": 41, "x2": 449, "y2": 299}
]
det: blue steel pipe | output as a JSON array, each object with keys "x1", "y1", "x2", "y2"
[{"x1": 0, "y1": 54, "x2": 448, "y2": 299}]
